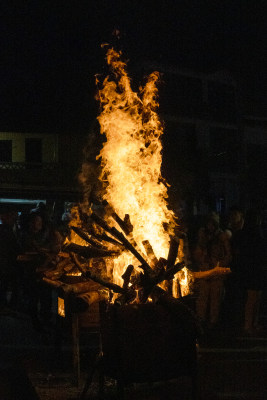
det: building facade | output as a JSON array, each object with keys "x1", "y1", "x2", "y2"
[
  {"x1": 142, "y1": 62, "x2": 262, "y2": 216},
  {"x1": 0, "y1": 130, "x2": 88, "y2": 217}
]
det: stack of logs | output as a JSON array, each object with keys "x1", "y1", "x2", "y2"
[{"x1": 42, "y1": 199, "x2": 187, "y2": 313}]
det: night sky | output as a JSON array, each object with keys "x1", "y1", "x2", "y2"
[{"x1": 1, "y1": 0, "x2": 266, "y2": 134}]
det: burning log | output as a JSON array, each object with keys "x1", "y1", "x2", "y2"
[
  {"x1": 73, "y1": 212, "x2": 186, "y2": 304},
  {"x1": 70, "y1": 225, "x2": 104, "y2": 249},
  {"x1": 57, "y1": 280, "x2": 102, "y2": 297},
  {"x1": 90, "y1": 198, "x2": 134, "y2": 236},
  {"x1": 109, "y1": 208, "x2": 149, "y2": 262},
  {"x1": 43, "y1": 268, "x2": 68, "y2": 281},
  {"x1": 63, "y1": 242, "x2": 120, "y2": 259},
  {"x1": 121, "y1": 265, "x2": 134, "y2": 290},
  {"x1": 166, "y1": 236, "x2": 180, "y2": 269},
  {"x1": 165, "y1": 236, "x2": 180, "y2": 293},
  {"x1": 142, "y1": 240, "x2": 158, "y2": 266},
  {"x1": 69, "y1": 290, "x2": 103, "y2": 313},
  {"x1": 57, "y1": 256, "x2": 75, "y2": 270},
  {"x1": 137, "y1": 261, "x2": 185, "y2": 303},
  {"x1": 42, "y1": 260, "x2": 77, "y2": 279},
  {"x1": 43, "y1": 277, "x2": 64, "y2": 289},
  {"x1": 91, "y1": 208, "x2": 148, "y2": 261},
  {"x1": 111, "y1": 212, "x2": 133, "y2": 236},
  {"x1": 40, "y1": 254, "x2": 78, "y2": 280},
  {"x1": 87, "y1": 230, "x2": 124, "y2": 248},
  {"x1": 91, "y1": 212, "x2": 152, "y2": 276},
  {"x1": 71, "y1": 254, "x2": 126, "y2": 295}
]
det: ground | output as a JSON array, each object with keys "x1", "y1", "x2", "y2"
[{"x1": 0, "y1": 301, "x2": 267, "y2": 400}]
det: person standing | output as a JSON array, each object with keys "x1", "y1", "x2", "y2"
[
  {"x1": 233, "y1": 209, "x2": 266, "y2": 335},
  {"x1": 0, "y1": 206, "x2": 21, "y2": 309},
  {"x1": 192, "y1": 212, "x2": 232, "y2": 330},
  {"x1": 221, "y1": 207, "x2": 245, "y2": 332},
  {"x1": 19, "y1": 211, "x2": 62, "y2": 329}
]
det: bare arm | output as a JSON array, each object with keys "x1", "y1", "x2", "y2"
[{"x1": 193, "y1": 265, "x2": 231, "y2": 279}]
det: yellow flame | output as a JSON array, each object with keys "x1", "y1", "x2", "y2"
[{"x1": 96, "y1": 49, "x2": 177, "y2": 281}]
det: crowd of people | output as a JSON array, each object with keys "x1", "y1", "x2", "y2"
[
  {"x1": 179, "y1": 207, "x2": 267, "y2": 338},
  {"x1": 0, "y1": 202, "x2": 64, "y2": 330},
  {"x1": 0, "y1": 201, "x2": 266, "y2": 338}
]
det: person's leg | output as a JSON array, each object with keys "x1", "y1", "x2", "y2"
[
  {"x1": 244, "y1": 289, "x2": 259, "y2": 333},
  {"x1": 195, "y1": 279, "x2": 209, "y2": 324},
  {"x1": 209, "y1": 278, "x2": 224, "y2": 326},
  {"x1": 253, "y1": 291, "x2": 263, "y2": 331}
]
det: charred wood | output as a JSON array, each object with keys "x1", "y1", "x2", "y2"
[
  {"x1": 63, "y1": 242, "x2": 120, "y2": 259},
  {"x1": 87, "y1": 230, "x2": 125, "y2": 248},
  {"x1": 166, "y1": 236, "x2": 180, "y2": 270},
  {"x1": 69, "y1": 290, "x2": 105, "y2": 313},
  {"x1": 91, "y1": 209, "x2": 147, "y2": 261},
  {"x1": 43, "y1": 268, "x2": 68, "y2": 281},
  {"x1": 42, "y1": 277, "x2": 64, "y2": 289},
  {"x1": 71, "y1": 254, "x2": 126, "y2": 295},
  {"x1": 142, "y1": 240, "x2": 158, "y2": 266},
  {"x1": 91, "y1": 212, "x2": 152, "y2": 276},
  {"x1": 121, "y1": 264, "x2": 134, "y2": 290},
  {"x1": 57, "y1": 281, "x2": 102, "y2": 296},
  {"x1": 70, "y1": 226, "x2": 103, "y2": 249},
  {"x1": 57, "y1": 256, "x2": 74, "y2": 270},
  {"x1": 111, "y1": 211, "x2": 133, "y2": 236},
  {"x1": 165, "y1": 236, "x2": 180, "y2": 293}
]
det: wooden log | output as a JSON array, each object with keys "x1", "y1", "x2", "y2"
[
  {"x1": 122, "y1": 265, "x2": 134, "y2": 290},
  {"x1": 57, "y1": 280, "x2": 102, "y2": 296},
  {"x1": 71, "y1": 254, "x2": 127, "y2": 295},
  {"x1": 142, "y1": 240, "x2": 158, "y2": 266},
  {"x1": 91, "y1": 212, "x2": 152, "y2": 276},
  {"x1": 165, "y1": 236, "x2": 180, "y2": 293},
  {"x1": 70, "y1": 225, "x2": 103, "y2": 248},
  {"x1": 90, "y1": 212, "x2": 114, "y2": 235},
  {"x1": 95, "y1": 198, "x2": 134, "y2": 236},
  {"x1": 111, "y1": 212, "x2": 133, "y2": 236},
  {"x1": 42, "y1": 277, "x2": 64, "y2": 289},
  {"x1": 110, "y1": 210, "x2": 148, "y2": 262},
  {"x1": 43, "y1": 268, "x2": 67, "y2": 281},
  {"x1": 84, "y1": 269, "x2": 126, "y2": 295},
  {"x1": 131, "y1": 261, "x2": 184, "y2": 303},
  {"x1": 162, "y1": 261, "x2": 185, "y2": 282},
  {"x1": 57, "y1": 256, "x2": 74, "y2": 270},
  {"x1": 166, "y1": 236, "x2": 180, "y2": 270},
  {"x1": 87, "y1": 231, "x2": 124, "y2": 248},
  {"x1": 63, "y1": 242, "x2": 120, "y2": 259},
  {"x1": 69, "y1": 290, "x2": 105, "y2": 313},
  {"x1": 42, "y1": 257, "x2": 75, "y2": 280}
]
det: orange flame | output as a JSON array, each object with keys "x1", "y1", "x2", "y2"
[{"x1": 96, "y1": 48, "x2": 177, "y2": 283}]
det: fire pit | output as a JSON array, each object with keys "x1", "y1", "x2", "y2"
[
  {"x1": 81, "y1": 301, "x2": 198, "y2": 399},
  {"x1": 43, "y1": 46, "x2": 200, "y2": 398}
]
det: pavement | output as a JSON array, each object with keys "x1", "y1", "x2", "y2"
[{"x1": 1, "y1": 303, "x2": 267, "y2": 400}]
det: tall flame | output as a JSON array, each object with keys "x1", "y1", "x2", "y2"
[{"x1": 96, "y1": 48, "x2": 177, "y2": 278}]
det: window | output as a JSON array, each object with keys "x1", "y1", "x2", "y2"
[{"x1": 0, "y1": 140, "x2": 12, "y2": 162}]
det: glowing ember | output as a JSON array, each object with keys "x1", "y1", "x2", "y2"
[{"x1": 96, "y1": 48, "x2": 177, "y2": 283}]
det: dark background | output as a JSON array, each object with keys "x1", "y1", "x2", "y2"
[{"x1": 0, "y1": 0, "x2": 266, "y2": 134}]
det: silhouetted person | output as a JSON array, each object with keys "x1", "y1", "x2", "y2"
[
  {"x1": 192, "y1": 212, "x2": 232, "y2": 330},
  {"x1": 233, "y1": 208, "x2": 266, "y2": 335},
  {"x1": 222, "y1": 207, "x2": 245, "y2": 332},
  {"x1": 0, "y1": 206, "x2": 21, "y2": 309},
  {"x1": 19, "y1": 211, "x2": 62, "y2": 330}
]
